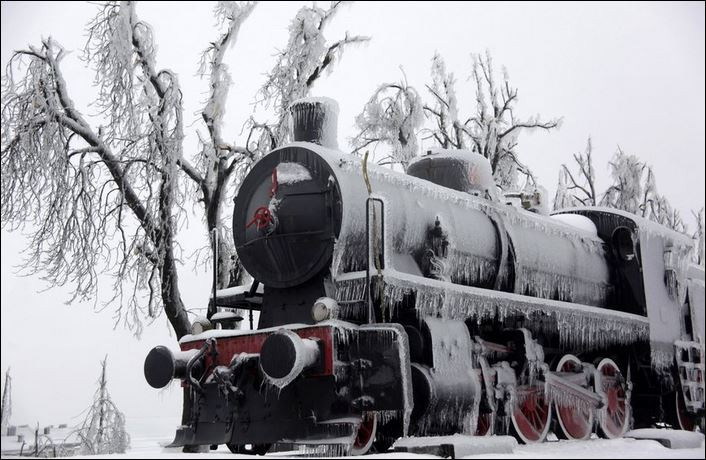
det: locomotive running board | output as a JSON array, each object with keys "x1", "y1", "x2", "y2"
[{"x1": 372, "y1": 269, "x2": 651, "y2": 350}]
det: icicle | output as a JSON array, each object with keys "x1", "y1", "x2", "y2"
[
  {"x1": 650, "y1": 347, "x2": 675, "y2": 373},
  {"x1": 299, "y1": 443, "x2": 351, "y2": 457},
  {"x1": 544, "y1": 381, "x2": 595, "y2": 415},
  {"x1": 376, "y1": 410, "x2": 402, "y2": 426},
  {"x1": 446, "y1": 252, "x2": 497, "y2": 287},
  {"x1": 377, "y1": 271, "x2": 649, "y2": 350},
  {"x1": 414, "y1": 395, "x2": 479, "y2": 436},
  {"x1": 333, "y1": 275, "x2": 366, "y2": 300},
  {"x1": 517, "y1": 268, "x2": 612, "y2": 306}
]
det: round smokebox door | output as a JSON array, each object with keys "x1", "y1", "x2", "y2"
[{"x1": 233, "y1": 146, "x2": 342, "y2": 288}]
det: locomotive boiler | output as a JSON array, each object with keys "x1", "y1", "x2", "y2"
[{"x1": 144, "y1": 98, "x2": 705, "y2": 454}]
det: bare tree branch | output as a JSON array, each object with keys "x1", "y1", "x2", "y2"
[
  {"x1": 2, "y1": 3, "x2": 195, "y2": 338},
  {"x1": 2, "y1": 1, "x2": 368, "y2": 339},
  {"x1": 553, "y1": 136, "x2": 597, "y2": 210},
  {"x1": 257, "y1": 2, "x2": 369, "y2": 147},
  {"x1": 351, "y1": 78, "x2": 424, "y2": 168}
]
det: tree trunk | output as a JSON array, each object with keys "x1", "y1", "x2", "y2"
[
  {"x1": 206, "y1": 186, "x2": 242, "y2": 290},
  {"x1": 0, "y1": 369, "x2": 9, "y2": 433},
  {"x1": 157, "y1": 163, "x2": 192, "y2": 340},
  {"x1": 98, "y1": 359, "x2": 106, "y2": 449},
  {"x1": 160, "y1": 244, "x2": 191, "y2": 339}
]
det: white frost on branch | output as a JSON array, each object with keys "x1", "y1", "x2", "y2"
[
  {"x1": 600, "y1": 147, "x2": 652, "y2": 216},
  {"x1": 354, "y1": 51, "x2": 560, "y2": 186},
  {"x1": 594, "y1": 146, "x2": 686, "y2": 233},
  {"x1": 1, "y1": 1, "x2": 367, "y2": 338},
  {"x1": 75, "y1": 357, "x2": 130, "y2": 455},
  {"x1": 554, "y1": 136, "x2": 597, "y2": 210},
  {"x1": 257, "y1": 1, "x2": 369, "y2": 147},
  {"x1": 1, "y1": 1, "x2": 195, "y2": 338},
  {"x1": 692, "y1": 208, "x2": 705, "y2": 266},
  {"x1": 423, "y1": 52, "x2": 467, "y2": 150},
  {"x1": 0, "y1": 369, "x2": 11, "y2": 434},
  {"x1": 351, "y1": 78, "x2": 424, "y2": 168},
  {"x1": 466, "y1": 51, "x2": 561, "y2": 190},
  {"x1": 199, "y1": 2, "x2": 255, "y2": 135}
]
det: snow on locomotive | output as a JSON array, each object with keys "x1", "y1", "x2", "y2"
[{"x1": 144, "y1": 98, "x2": 705, "y2": 454}]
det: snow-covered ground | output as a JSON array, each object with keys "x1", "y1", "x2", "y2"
[
  {"x1": 60, "y1": 422, "x2": 704, "y2": 459},
  {"x1": 3, "y1": 417, "x2": 702, "y2": 458}
]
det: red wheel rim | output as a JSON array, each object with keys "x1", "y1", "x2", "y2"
[
  {"x1": 511, "y1": 384, "x2": 552, "y2": 443},
  {"x1": 350, "y1": 412, "x2": 377, "y2": 455},
  {"x1": 555, "y1": 355, "x2": 594, "y2": 440},
  {"x1": 596, "y1": 358, "x2": 629, "y2": 438},
  {"x1": 676, "y1": 391, "x2": 696, "y2": 431},
  {"x1": 476, "y1": 411, "x2": 494, "y2": 436}
]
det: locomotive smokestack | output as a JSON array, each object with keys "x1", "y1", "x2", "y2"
[{"x1": 289, "y1": 97, "x2": 339, "y2": 149}]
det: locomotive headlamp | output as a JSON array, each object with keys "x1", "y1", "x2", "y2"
[
  {"x1": 191, "y1": 316, "x2": 213, "y2": 335},
  {"x1": 311, "y1": 297, "x2": 337, "y2": 322}
]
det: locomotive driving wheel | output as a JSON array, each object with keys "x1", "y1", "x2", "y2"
[
  {"x1": 555, "y1": 354, "x2": 594, "y2": 440},
  {"x1": 475, "y1": 411, "x2": 495, "y2": 436},
  {"x1": 475, "y1": 366, "x2": 496, "y2": 436},
  {"x1": 675, "y1": 390, "x2": 698, "y2": 431},
  {"x1": 510, "y1": 383, "x2": 552, "y2": 443},
  {"x1": 595, "y1": 358, "x2": 630, "y2": 438},
  {"x1": 349, "y1": 412, "x2": 377, "y2": 456}
]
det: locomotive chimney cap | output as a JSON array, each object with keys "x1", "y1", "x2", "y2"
[{"x1": 289, "y1": 97, "x2": 339, "y2": 149}]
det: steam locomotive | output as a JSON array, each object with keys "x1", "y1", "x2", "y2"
[{"x1": 144, "y1": 98, "x2": 705, "y2": 455}]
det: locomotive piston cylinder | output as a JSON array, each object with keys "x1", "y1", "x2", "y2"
[
  {"x1": 410, "y1": 319, "x2": 482, "y2": 434},
  {"x1": 410, "y1": 362, "x2": 481, "y2": 433},
  {"x1": 259, "y1": 329, "x2": 321, "y2": 388}
]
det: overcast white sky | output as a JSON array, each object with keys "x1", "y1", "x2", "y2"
[{"x1": 1, "y1": 1, "x2": 704, "y2": 436}]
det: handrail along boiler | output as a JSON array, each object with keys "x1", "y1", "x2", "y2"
[{"x1": 144, "y1": 97, "x2": 705, "y2": 454}]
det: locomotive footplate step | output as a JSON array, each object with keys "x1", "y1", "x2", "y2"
[
  {"x1": 393, "y1": 434, "x2": 517, "y2": 458},
  {"x1": 625, "y1": 429, "x2": 705, "y2": 449}
]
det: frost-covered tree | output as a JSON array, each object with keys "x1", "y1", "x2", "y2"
[
  {"x1": 587, "y1": 147, "x2": 686, "y2": 232},
  {"x1": 0, "y1": 368, "x2": 10, "y2": 434},
  {"x1": 423, "y1": 52, "x2": 466, "y2": 150},
  {"x1": 192, "y1": 2, "x2": 256, "y2": 292},
  {"x1": 466, "y1": 51, "x2": 561, "y2": 190},
  {"x1": 76, "y1": 357, "x2": 130, "y2": 455},
  {"x1": 1, "y1": 2, "x2": 364, "y2": 340},
  {"x1": 355, "y1": 51, "x2": 560, "y2": 179},
  {"x1": 600, "y1": 147, "x2": 654, "y2": 216},
  {"x1": 693, "y1": 208, "x2": 705, "y2": 266},
  {"x1": 553, "y1": 137, "x2": 597, "y2": 210},
  {"x1": 257, "y1": 1, "x2": 369, "y2": 147},
  {"x1": 647, "y1": 194, "x2": 686, "y2": 233},
  {"x1": 351, "y1": 77, "x2": 424, "y2": 168},
  {"x1": 553, "y1": 169, "x2": 574, "y2": 210},
  {"x1": 1, "y1": 2, "x2": 236, "y2": 338}
]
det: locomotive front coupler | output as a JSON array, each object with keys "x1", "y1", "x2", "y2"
[{"x1": 210, "y1": 352, "x2": 260, "y2": 400}]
